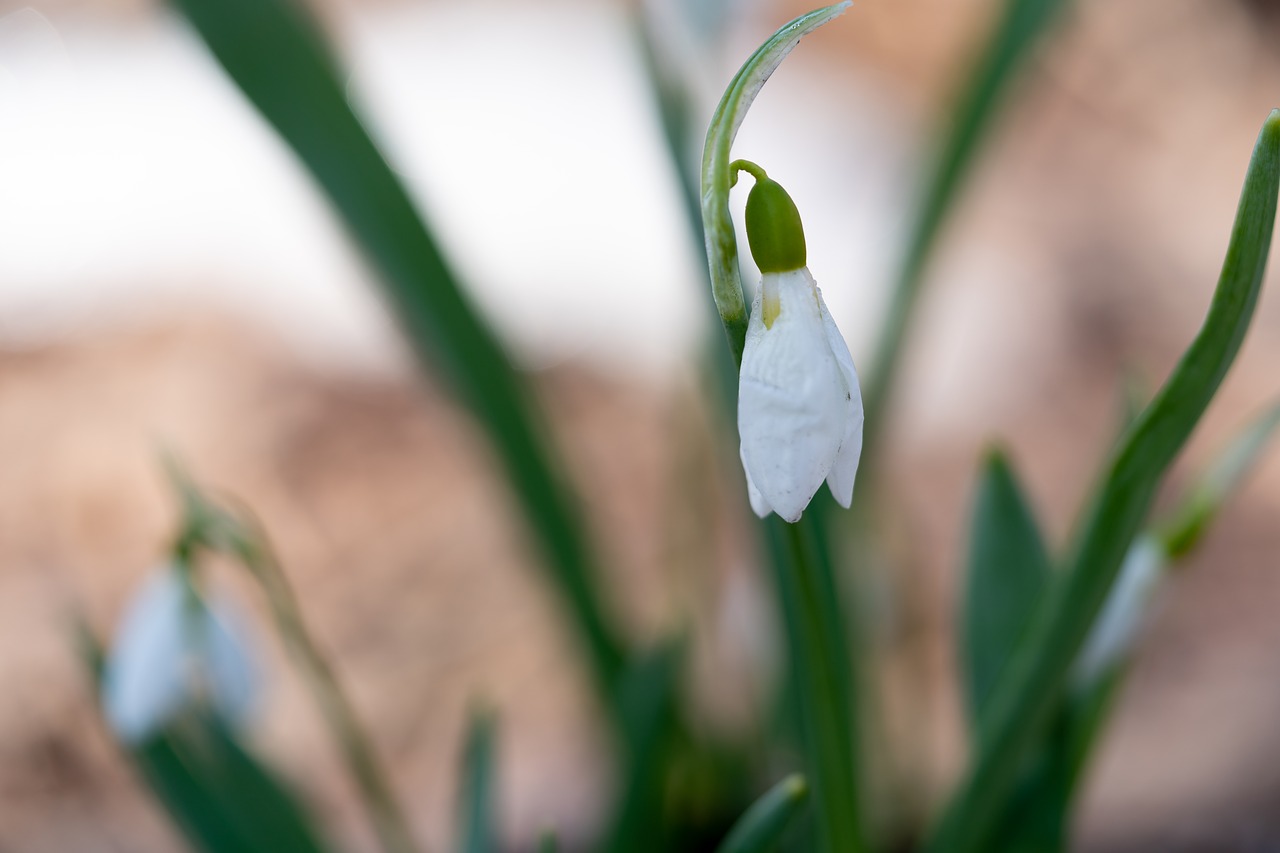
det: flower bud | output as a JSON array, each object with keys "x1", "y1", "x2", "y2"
[{"x1": 744, "y1": 172, "x2": 807, "y2": 275}]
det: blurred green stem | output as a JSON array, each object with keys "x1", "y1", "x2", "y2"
[
  {"x1": 236, "y1": 534, "x2": 419, "y2": 853},
  {"x1": 860, "y1": 0, "x2": 1066, "y2": 468},
  {"x1": 767, "y1": 517, "x2": 862, "y2": 853}
]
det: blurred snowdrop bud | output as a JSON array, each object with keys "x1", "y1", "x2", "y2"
[
  {"x1": 103, "y1": 566, "x2": 259, "y2": 743},
  {"x1": 1073, "y1": 535, "x2": 1166, "y2": 689},
  {"x1": 734, "y1": 160, "x2": 863, "y2": 523}
]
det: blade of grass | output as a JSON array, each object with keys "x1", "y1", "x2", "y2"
[
  {"x1": 926, "y1": 109, "x2": 1280, "y2": 853},
  {"x1": 603, "y1": 641, "x2": 683, "y2": 853},
  {"x1": 459, "y1": 710, "x2": 497, "y2": 853},
  {"x1": 715, "y1": 774, "x2": 809, "y2": 853},
  {"x1": 170, "y1": 0, "x2": 625, "y2": 705},
  {"x1": 861, "y1": 0, "x2": 1068, "y2": 464},
  {"x1": 961, "y1": 448, "x2": 1052, "y2": 726}
]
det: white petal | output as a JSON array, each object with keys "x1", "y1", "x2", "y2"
[
  {"x1": 738, "y1": 268, "x2": 848, "y2": 522},
  {"x1": 816, "y1": 287, "x2": 864, "y2": 507},
  {"x1": 203, "y1": 595, "x2": 260, "y2": 728},
  {"x1": 740, "y1": 446, "x2": 773, "y2": 518},
  {"x1": 1073, "y1": 536, "x2": 1165, "y2": 689},
  {"x1": 103, "y1": 568, "x2": 190, "y2": 743}
]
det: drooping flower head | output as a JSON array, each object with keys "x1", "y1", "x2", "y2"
[
  {"x1": 734, "y1": 161, "x2": 864, "y2": 523},
  {"x1": 103, "y1": 563, "x2": 259, "y2": 743}
]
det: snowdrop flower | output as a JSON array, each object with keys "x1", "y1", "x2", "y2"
[
  {"x1": 734, "y1": 161, "x2": 863, "y2": 523},
  {"x1": 1073, "y1": 535, "x2": 1166, "y2": 689},
  {"x1": 103, "y1": 565, "x2": 259, "y2": 743}
]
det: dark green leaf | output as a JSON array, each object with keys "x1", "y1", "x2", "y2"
[
  {"x1": 961, "y1": 449, "x2": 1052, "y2": 727},
  {"x1": 134, "y1": 718, "x2": 333, "y2": 853},
  {"x1": 604, "y1": 642, "x2": 683, "y2": 853},
  {"x1": 170, "y1": 0, "x2": 625, "y2": 703}
]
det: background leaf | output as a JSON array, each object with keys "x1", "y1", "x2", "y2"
[
  {"x1": 715, "y1": 774, "x2": 809, "y2": 853},
  {"x1": 170, "y1": 0, "x2": 626, "y2": 706},
  {"x1": 133, "y1": 719, "x2": 334, "y2": 853},
  {"x1": 458, "y1": 710, "x2": 497, "y2": 853},
  {"x1": 927, "y1": 109, "x2": 1280, "y2": 853},
  {"x1": 961, "y1": 448, "x2": 1052, "y2": 728}
]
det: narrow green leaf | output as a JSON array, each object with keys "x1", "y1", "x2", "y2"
[
  {"x1": 927, "y1": 110, "x2": 1280, "y2": 853},
  {"x1": 961, "y1": 449, "x2": 1052, "y2": 726},
  {"x1": 133, "y1": 719, "x2": 335, "y2": 853},
  {"x1": 986, "y1": 399, "x2": 1280, "y2": 851},
  {"x1": 715, "y1": 774, "x2": 809, "y2": 853},
  {"x1": 459, "y1": 710, "x2": 497, "y2": 853},
  {"x1": 862, "y1": 0, "x2": 1068, "y2": 462},
  {"x1": 1160, "y1": 399, "x2": 1280, "y2": 557},
  {"x1": 604, "y1": 642, "x2": 683, "y2": 853},
  {"x1": 996, "y1": 398, "x2": 1280, "y2": 848},
  {"x1": 700, "y1": 2, "x2": 851, "y2": 364},
  {"x1": 170, "y1": 0, "x2": 625, "y2": 706}
]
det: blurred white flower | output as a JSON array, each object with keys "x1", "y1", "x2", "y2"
[
  {"x1": 738, "y1": 266, "x2": 863, "y2": 523},
  {"x1": 103, "y1": 566, "x2": 258, "y2": 743},
  {"x1": 1073, "y1": 535, "x2": 1166, "y2": 689}
]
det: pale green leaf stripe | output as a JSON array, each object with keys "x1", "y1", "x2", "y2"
[
  {"x1": 170, "y1": 0, "x2": 626, "y2": 698},
  {"x1": 715, "y1": 774, "x2": 809, "y2": 853},
  {"x1": 459, "y1": 711, "x2": 496, "y2": 853},
  {"x1": 927, "y1": 109, "x2": 1280, "y2": 853},
  {"x1": 961, "y1": 449, "x2": 1051, "y2": 728},
  {"x1": 701, "y1": 2, "x2": 851, "y2": 365}
]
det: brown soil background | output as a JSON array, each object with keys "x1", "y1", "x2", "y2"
[{"x1": 7, "y1": 0, "x2": 1280, "y2": 851}]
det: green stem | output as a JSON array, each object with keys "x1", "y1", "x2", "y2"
[
  {"x1": 767, "y1": 517, "x2": 862, "y2": 853},
  {"x1": 860, "y1": 0, "x2": 1066, "y2": 469},
  {"x1": 242, "y1": 540, "x2": 419, "y2": 853}
]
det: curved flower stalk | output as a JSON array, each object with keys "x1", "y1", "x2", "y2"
[
  {"x1": 700, "y1": 1, "x2": 851, "y2": 362},
  {"x1": 735, "y1": 161, "x2": 864, "y2": 522},
  {"x1": 103, "y1": 564, "x2": 258, "y2": 743}
]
